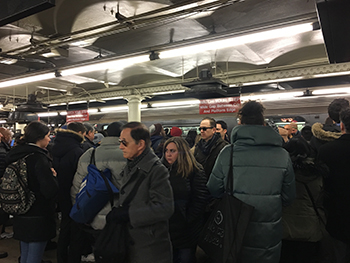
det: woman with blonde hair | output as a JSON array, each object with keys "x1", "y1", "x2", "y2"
[{"x1": 162, "y1": 136, "x2": 209, "y2": 263}]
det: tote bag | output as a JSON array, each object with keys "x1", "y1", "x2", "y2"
[{"x1": 198, "y1": 145, "x2": 254, "y2": 263}]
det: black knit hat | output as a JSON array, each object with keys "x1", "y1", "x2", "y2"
[{"x1": 106, "y1": 121, "x2": 124, "y2": 137}]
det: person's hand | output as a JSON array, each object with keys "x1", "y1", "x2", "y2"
[
  {"x1": 51, "y1": 168, "x2": 57, "y2": 177},
  {"x1": 106, "y1": 206, "x2": 130, "y2": 224}
]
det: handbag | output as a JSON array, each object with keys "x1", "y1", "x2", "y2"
[
  {"x1": 70, "y1": 149, "x2": 119, "y2": 224},
  {"x1": 198, "y1": 145, "x2": 254, "y2": 263},
  {"x1": 94, "y1": 171, "x2": 145, "y2": 263}
]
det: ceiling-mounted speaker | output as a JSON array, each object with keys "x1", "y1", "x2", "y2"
[
  {"x1": 0, "y1": 0, "x2": 55, "y2": 27},
  {"x1": 316, "y1": 0, "x2": 350, "y2": 63}
]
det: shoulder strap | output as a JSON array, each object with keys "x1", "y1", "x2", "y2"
[
  {"x1": 226, "y1": 144, "x2": 234, "y2": 196},
  {"x1": 122, "y1": 170, "x2": 145, "y2": 206},
  {"x1": 90, "y1": 148, "x2": 115, "y2": 207}
]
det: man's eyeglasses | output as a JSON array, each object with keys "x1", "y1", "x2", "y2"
[
  {"x1": 199, "y1": 126, "x2": 213, "y2": 131},
  {"x1": 119, "y1": 139, "x2": 128, "y2": 147}
]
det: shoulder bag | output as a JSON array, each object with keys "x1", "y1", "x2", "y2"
[{"x1": 198, "y1": 145, "x2": 254, "y2": 263}]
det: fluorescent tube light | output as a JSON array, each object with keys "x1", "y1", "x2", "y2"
[
  {"x1": 0, "y1": 73, "x2": 55, "y2": 88},
  {"x1": 312, "y1": 87, "x2": 350, "y2": 95},
  {"x1": 160, "y1": 23, "x2": 313, "y2": 58},
  {"x1": 100, "y1": 96, "x2": 123, "y2": 101},
  {"x1": 241, "y1": 91, "x2": 303, "y2": 102},
  {"x1": 59, "y1": 111, "x2": 67, "y2": 116},
  {"x1": 100, "y1": 106, "x2": 128, "y2": 112},
  {"x1": 61, "y1": 55, "x2": 149, "y2": 76},
  {"x1": 229, "y1": 77, "x2": 304, "y2": 87},
  {"x1": 38, "y1": 112, "x2": 58, "y2": 117},
  {"x1": 151, "y1": 99, "x2": 200, "y2": 107},
  {"x1": 152, "y1": 90, "x2": 186, "y2": 95},
  {"x1": 0, "y1": 120, "x2": 6, "y2": 124}
]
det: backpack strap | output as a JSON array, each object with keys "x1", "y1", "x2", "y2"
[{"x1": 90, "y1": 148, "x2": 115, "y2": 207}]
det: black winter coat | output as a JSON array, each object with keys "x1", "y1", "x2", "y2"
[
  {"x1": 6, "y1": 144, "x2": 58, "y2": 242},
  {"x1": 194, "y1": 133, "x2": 228, "y2": 180},
  {"x1": 162, "y1": 159, "x2": 209, "y2": 248},
  {"x1": 82, "y1": 136, "x2": 96, "y2": 152},
  {"x1": 52, "y1": 129, "x2": 84, "y2": 215},
  {"x1": 0, "y1": 141, "x2": 10, "y2": 177},
  {"x1": 318, "y1": 133, "x2": 350, "y2": 243}
]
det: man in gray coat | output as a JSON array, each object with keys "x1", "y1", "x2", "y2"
[{"x1": 107, "y1": 121, "x2": 174, "y2": 263}]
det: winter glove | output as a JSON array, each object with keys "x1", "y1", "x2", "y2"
[{"x1": 106, "y1": 206, "x2": 130, "y2": 224}]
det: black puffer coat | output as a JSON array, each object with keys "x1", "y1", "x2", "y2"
[
  {"x1": 162, "y1": 158, "x2": 209, "y2": 248},
  {"x1": 0, "y1": 141, "x2": 10, "y2": 177},
  {"x1": 6, "y1": 144, "x2": 58, "y2": 242},
  {"x1": 52, "y1": 129, "x2": 84, "y2": 215}
]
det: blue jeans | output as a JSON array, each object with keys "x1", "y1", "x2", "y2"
[{"x1": 20, "y1": 241, "x2": 47, "y2": 263}]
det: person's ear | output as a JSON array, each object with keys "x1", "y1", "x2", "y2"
[
  {"x1": 137, "y1": 139, "x2": 146, "y2": 150},
  {"x1": 341, "y1": 122, "x2": 346, "y2": 134}
]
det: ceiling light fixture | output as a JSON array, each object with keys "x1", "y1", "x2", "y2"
[
  {"x1": 151, "y1": 99, "x2": 200, "y2": 107},
  {"x1": 241, "y1": 91, "x2": 304, "y2": 101},
  {"x1": 229, "y1": 77, "x2": 305, "y2": 87},
  {"x1": 37, "y1": 112, "x2": 59, "y2": 117},
  {"x1": 312, "y1": 87, "x2": 350, "y2": 95},
  {"x1": 160, "y1": 22, "x2": 314, "y2": 59},
  {"x1": 0, "y1": 73, "x2": 55, "y2": 88},
  {"x1": 152, "y1": 90, "x2": 186, "y2": 95}
]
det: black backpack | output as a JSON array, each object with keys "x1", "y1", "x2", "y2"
[{"x1": 0, "y1": 154, "x2": 35, "y2": 215}]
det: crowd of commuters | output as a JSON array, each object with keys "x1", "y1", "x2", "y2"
[{"x1": 0, "y1": 98, "x2": 349, "y2": 263}]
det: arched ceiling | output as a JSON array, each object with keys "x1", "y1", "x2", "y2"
[{"x1": 0, "y1": 0, "x2": 348, "y2": 113}]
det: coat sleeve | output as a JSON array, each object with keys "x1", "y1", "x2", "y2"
[
  {"x1": 206, "y1": 145, "x2": 230, "y2": 198},
  {"x1": 281, "y1": 157, "x2": 296, "y2": 206},
  {"x1": 129, "y1": 163, "x2": 174, "y2": 228},
  {"x1": 187, "y1": 165, "x2": 210, "y2": 223},
  {"x1": 70, "y1": 149, "x2": 93, "y2": 204},
  {"x1": 35, "y1": 155, "x2": 58, "y2": 199}
]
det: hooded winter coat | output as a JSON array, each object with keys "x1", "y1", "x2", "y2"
[
  {"x1": 310, "y1": 123, "x2": 342, "y2": 153},
  {"x1": 52, "y1": 129, "x2": 84, "y2": 215},
  {"x1": 207, "y1": 125, "x2": 295, "y2": 263},
  {"x1": 6, "y1": 144, "x2": 58, "y2": 242}
]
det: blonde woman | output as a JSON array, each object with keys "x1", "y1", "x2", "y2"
[{"x1": 162, "y1": 137, "x2": 209, "y2": 263}]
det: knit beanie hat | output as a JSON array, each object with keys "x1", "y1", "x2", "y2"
[{"x1": 170, "y1": 126, "x2": 182, "y2": 137}]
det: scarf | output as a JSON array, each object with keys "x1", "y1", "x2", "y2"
[{"x1": 197, "y1": 133, "x2": 220, "y2": 156}]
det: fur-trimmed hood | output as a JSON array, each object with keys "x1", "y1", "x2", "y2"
[
  {"x1": 311, "y1": 123, "x2": 342, "y2": 142},
  {"x1": 51, "y1": 129, "x2": 84, "y2": 158}
]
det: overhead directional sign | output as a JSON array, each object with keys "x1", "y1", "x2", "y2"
[
  {"x1": 199, "y1": 97, "x2": 241, "y2": 115},
  {"x1": 66, "y1": 110, "x2": 89, "y2": 123}
]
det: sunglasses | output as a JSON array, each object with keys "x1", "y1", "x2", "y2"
[
  {"x1": 199, "y1": 126, "x2": 213, "y2": 131},
  {"x1": 119, "y1": 139, "x2": 128, "y2": 147}
]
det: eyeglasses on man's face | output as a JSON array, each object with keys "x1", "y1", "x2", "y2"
[
  {"x1": 119, "y1": 138, "x2": 128, "y2": 147},
  {"x1": 199, "y1": 126, "x2": 213, "y2": 132}
]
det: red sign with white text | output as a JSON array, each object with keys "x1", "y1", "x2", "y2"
[
  {"x1": 199, "y1": 97, "x2": 241, "y2": 115},
  {"x1": 66, "y1": 110, "x2": 89, "y2": 123}
]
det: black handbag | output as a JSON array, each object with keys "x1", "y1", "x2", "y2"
[
  {"x1": 198, "y1": 145, "x2": 254, "y2": 263},
  {"x1": 94, "y1": 172, "x2": 145, "y2": 263}
]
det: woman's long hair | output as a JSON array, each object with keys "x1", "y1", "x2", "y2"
[
  {"x1": 163, "y1": 137, "x2": 201, "y2": 178},
  {"x1": 17, "y1": 121, "x2": 50, "y2": 145}
]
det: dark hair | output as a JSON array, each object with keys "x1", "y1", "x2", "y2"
[
  {"x1": 185, "y1": 129, "x2": 198, "y2": 148},
  {"x1": 340, "y1": 108, "x2": 350, "y2": 132},
  {"x1": 83, "y1": 123, "x2": 94, "y2": 133},
  {"x1": 68, "y1": 122, "x2": 86, "y2": 134},
  {"x1": 238, "y1": 100, "x2": 265, "y2": 125},
  {"x1": 328, "y1": 98, "x2": 350, "y2": 123},
  {"x1": 216, "y1": 120, "x2": 227, "y2": 130},
  {"x1": 301, "y1": 125, "x2": 313, "y2": 141},
  {"x1": 122, "y1": 122, "x2": 151, "y2": 147},
  {"x1": 284, "y1": 136, "x2": 312, "y2": 161},
  {"x1": 18, "y1": 121, "x2": 49, "y2": 145},
  {"x1": 201, "y1": 117, "x2": 216, "y2": 128},
  {"x1": 106, "y1": 121, "x2": 123, "y2": 137}
]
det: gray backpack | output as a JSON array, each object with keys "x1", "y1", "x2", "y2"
[{"x1": 0, "y1": 154, "x2": 35, "y2": 215}]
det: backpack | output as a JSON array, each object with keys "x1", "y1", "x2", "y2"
[
  {"x1": 0, "y1": 154, "x2": 35, "y2": 215},
  {"x1": 70, "y1": 149, "x2": 119, "y2": 224}
]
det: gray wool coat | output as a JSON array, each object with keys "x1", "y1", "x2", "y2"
[{"x1": 117, "y1": 148, "x2": 174, "y2": 263}]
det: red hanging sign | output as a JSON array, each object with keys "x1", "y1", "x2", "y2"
[
  {"x1": 199, "y1": 97, "x2": 241, "y2": 115},
  {"x1": 66, "y1": 110, "x2": 89, "y2": 123}
]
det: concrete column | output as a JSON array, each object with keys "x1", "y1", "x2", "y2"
[{"x1": 125, "y1": 95, "x2": 144, "y2": 122}]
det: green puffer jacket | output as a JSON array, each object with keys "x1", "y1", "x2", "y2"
[{"x1": 207, "y1": 125, "x2": 295, "y2": 263}]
